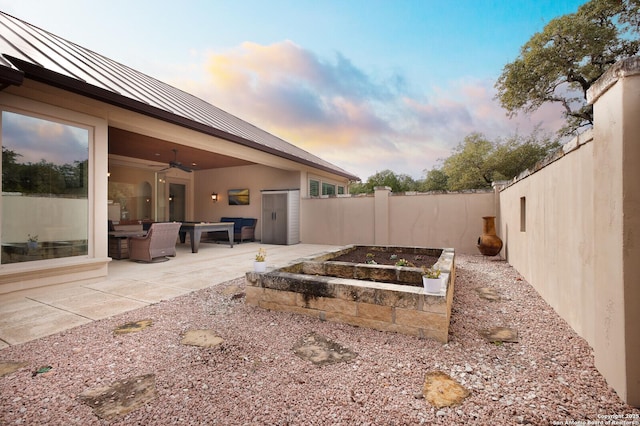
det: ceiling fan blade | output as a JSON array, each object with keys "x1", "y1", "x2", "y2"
[
  {"x1": 168, "y1": 149, "x2": 193, "y2": 172},
  {"x1": 170, "y1": 161, "x2": 193, "y2": 173}
]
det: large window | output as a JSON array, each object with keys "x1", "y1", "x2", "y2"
[{"x1": 1, "y1": 111, "x2": 89, "y2": 264}]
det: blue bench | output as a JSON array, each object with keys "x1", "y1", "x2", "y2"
[{"x1": 208, "y1": 217, "x2": 257, "y2": 243}]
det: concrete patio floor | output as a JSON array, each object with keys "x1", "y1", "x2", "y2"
[{"x1": 0, "y1": 241, "x2": 340, "y2": 349}]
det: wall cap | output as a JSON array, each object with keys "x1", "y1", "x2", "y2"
[
  {"x1": 587, "y1": 56, "x2": 640, "y2": 105},
  {"x1": 499, "y1": 129, "x2": 594, "y2": 191}
]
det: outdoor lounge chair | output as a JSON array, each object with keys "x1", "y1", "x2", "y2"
[{"x1": 128, "y1": 222, "x2": 181, "y2": 262}]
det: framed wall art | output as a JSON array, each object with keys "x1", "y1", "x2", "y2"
[{"x1": 228, "y1": 189, "x2": 249, "y2": 205}]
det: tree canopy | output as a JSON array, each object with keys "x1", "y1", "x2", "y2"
[
  {"x1": 439, "y1": 132, "x2": 559, "y2": 191},
  {"x1": 349, "y1": 169, "x2": 418, "y2": 194},
  {"x1": 349, "y1": 132, "x2": 559, "y2": 194},
  {"x1": 495, "y1": 0, "x2": 640, "y2": 136}
]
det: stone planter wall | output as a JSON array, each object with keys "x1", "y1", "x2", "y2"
[{"x1": 245, "y1": 248, "x2": 455, "y2": 342}]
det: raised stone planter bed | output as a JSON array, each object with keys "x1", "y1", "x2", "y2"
[{"x1": 245, "y1": 245, "x2": 455, "y2": 342}]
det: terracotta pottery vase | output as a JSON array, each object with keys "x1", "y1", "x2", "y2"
[{"x1": 477, "y1": 216, "x2": 503, "y2": 256}]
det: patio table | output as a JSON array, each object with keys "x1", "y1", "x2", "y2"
[{"x1": 179, "y1": 222, "x2": 234, "y2": 253}]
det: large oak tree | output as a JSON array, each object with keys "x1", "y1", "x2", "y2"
[
  {"x1": 423, "y1": 132, "x2": 559, "y2": 191},
  {"x1": 495, "y1": 0, "x2": 640, "y2": 136}
]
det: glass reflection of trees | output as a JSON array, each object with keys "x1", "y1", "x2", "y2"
[{"x1": 2, "y1": 147, "x2": 88, "y2": 196}]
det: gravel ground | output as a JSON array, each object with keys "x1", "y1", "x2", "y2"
[{"x1": 1, "y1": 254, "x2": 638, "y2": 425}]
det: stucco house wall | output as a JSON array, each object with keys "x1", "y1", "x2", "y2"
[{"x1": 194, "y1": 164, "x2": 301, "y2": 240}]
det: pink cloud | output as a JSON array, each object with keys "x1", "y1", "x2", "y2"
[{"x1": 177, "y1": 41, "x2": 568, "y2": 180}]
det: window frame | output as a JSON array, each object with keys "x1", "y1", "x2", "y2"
[
  {"x1": 308, "y1": 175, "x2": 346, "y2": 198},
  {"x1": 0, "y1": 95, "x2": 104, "y2": 267}
]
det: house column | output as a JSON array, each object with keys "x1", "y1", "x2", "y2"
[{"x1": 587, "y1": 56, "x2": 640, "y2": 407}]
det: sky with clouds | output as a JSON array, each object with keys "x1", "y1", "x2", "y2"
[{"x1": 1, "y1": 0, "x2": 587, "y2": 180}]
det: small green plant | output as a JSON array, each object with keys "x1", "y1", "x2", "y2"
[
  {"x1": 395, "y1": 258, "x2": 415, "y2": 267},
  {"x1": 389, "y1": 254, "x2": 398, "y2": 260},
  {"x1": 422, "y1": 266, "x2": 441, "y2": 279},
  {"x1": 255, "y1": 248, "x2": 267, "y2": 262},
  {"x1": 27, "y1": 234, "x2": 38, "y2": 243},
  {"x1": 365, "y1": 253, "x2": 377, "y2": 264}
]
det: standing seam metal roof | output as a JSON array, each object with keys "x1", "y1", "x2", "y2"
[{"x1": 0, "y1": 11, "x2": 359, "y2": 181}]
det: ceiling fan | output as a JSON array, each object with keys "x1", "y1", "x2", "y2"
[{"x1": 159, "y1": 149, "x2": 193, "y2": 173}]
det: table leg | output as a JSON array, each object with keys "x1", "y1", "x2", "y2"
[
  {"x1": 227, "y1": 227, "x2": 234, "y2": 248},
  {"x1": 191, "y1": 229, "x2": 203, "y2": 253}
]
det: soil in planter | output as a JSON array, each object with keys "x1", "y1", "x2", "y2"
[{"x1": 332, "y1": 246, "x2": 440, "y2": 269}]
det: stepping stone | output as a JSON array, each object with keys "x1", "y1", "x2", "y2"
[
  {"x1": 475, "y1": 287, "x2": 501, "y2": 301},
  {"x1": 79, "y1": 373, "x2": 157, "y2": 420},
  {"x1": 479, "y1": 326, "x2": 519, "y2": 343},
  {"x1": 0, "y1": 361, "x2": 28, "y2": 377},
  {"x1": 422, "y1": 371, "x2": 470, "y2": 408},
  {"x1": 219, "y1": 285, "x2": 245, "y2": 300},
  {"x1": 220, "y1": 285, "x2": 242, "y2": 296},
  {"x1": 293, "y1": 333, "x2": 357, "y2": 365},
  {"x1": 113, "y1": 319, "x2": 153, "y2": 335},
  {"x1": 181, "y1": 329, "x2": 224, "y2": 348}
]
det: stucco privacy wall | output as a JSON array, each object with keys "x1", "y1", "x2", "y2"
[
  {"x1": 499, "y1": 132, "x2": 594, "y2": 342},
  {"x1": 300, "y1": 190, "x2": 496, "y2": 253},
  {"x1": 590, "y1": 57, "x2": 640, "y2": 407},
  {"x1": 499, "y1": 57, "x2": 640, "y2": 406}
]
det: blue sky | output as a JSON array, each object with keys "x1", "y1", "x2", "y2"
[{"x1": 1, "y1": 0, "x2": 587, "y2": 180}]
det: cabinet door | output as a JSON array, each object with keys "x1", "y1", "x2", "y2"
[
  {"x1": 261, "y1": 195, "x2": 274, "y2": 243},
  {"x1": 262, "y1": 193, "x2": 288, "y2": 244},
  {"x1": 272, "y1": 194, "x2": 288, "y2": 244}
]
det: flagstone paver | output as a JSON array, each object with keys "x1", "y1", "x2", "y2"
[
  {"x1": 474, "y1": 286, "x2": 501, "y2": 301},
  {"x1": 292, "y1": 332, "x2": 357, "y2": 365},
  {"x1": 181, "y1": 329, "x2": 224, "y2": 348},
  {"x1": 0, "y1": 361, "x2": 28, "y2": 377},
  {"x1": 113, "y1": 319, "x2": 153, "y2": 335},
  {"x1": 422, "y1": 371, "x2": 470, "y2": 408},
  {"x1": 79, "y1": 373, "x2": 157, "y2": 420},
  {"x1": 478, "y1": 326, "x2": 519, "y2": 343}
]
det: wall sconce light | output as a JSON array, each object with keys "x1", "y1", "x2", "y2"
[
  {"x1": 211, "y1": 192, "x2": 218, "y2": 202},
  {"x1": 169, "y1": 194, "x2": 174, "y2": 202}
]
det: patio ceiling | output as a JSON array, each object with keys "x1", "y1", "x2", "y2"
[{"x1": 108, "y1": 127, "x2": 254, "y2": 171}]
